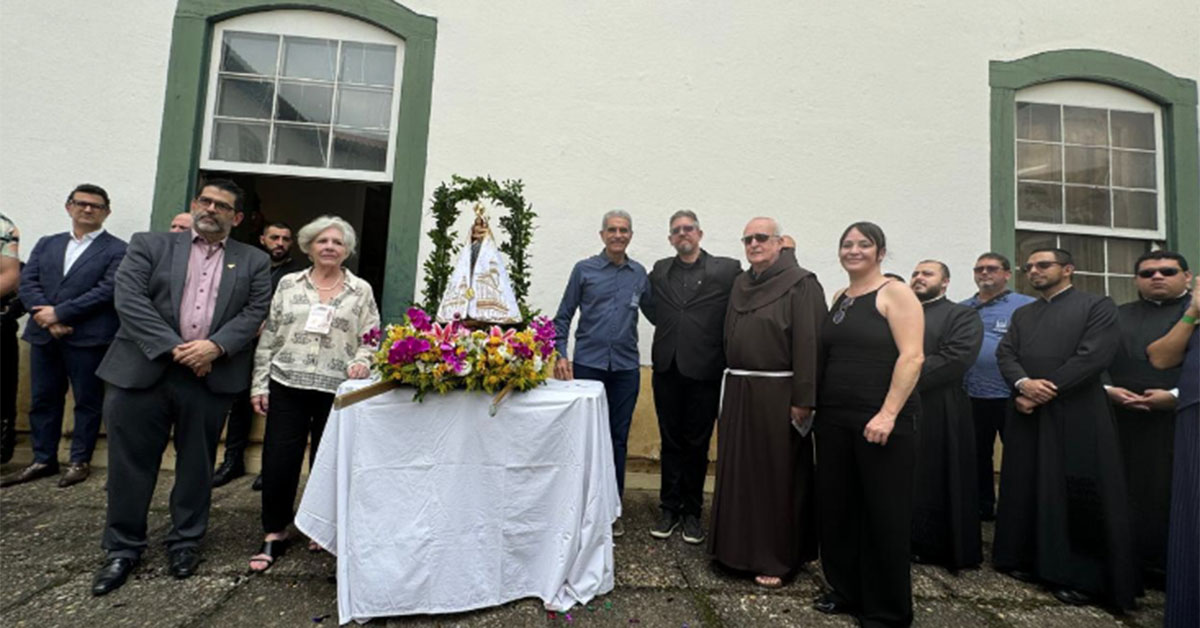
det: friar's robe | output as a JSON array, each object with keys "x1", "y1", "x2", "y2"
[
  {"x1": 1108, "y1": 293, "x2": 1188, "y2": 576},
  {"x1": 706, "y1": 252, "x2": 826, "y2": 576},
  {"x1": 994, "y1": 286, "x2": 1140, "y2": 610},
  {"x1": 911, "y1": 297, "x2": 984, "y2": 570}
]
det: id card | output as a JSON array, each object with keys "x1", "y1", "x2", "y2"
[{"x1": 304, "y1": 304, "x2": 335, "y2": 335}]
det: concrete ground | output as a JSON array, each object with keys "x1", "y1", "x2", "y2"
[{"x1": 0, "y1": 459, "x2": 1165, "y2": 627}]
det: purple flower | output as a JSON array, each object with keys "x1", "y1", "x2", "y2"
[
  {"x1": 388, "y1": 337, "x2": 430, "y2": 364},
  {"x1": 508, "y1": 339, "x2": 534, "y2": 359},
  {"x1": 531, "y1": 316, "x2": 556, "y2": 344},
  {"x1": 406, "y1": 307, "x2": 433, "y2": 332},
  {"x1": 361, "y1": 326, "x2": 382, "y2": 347}
]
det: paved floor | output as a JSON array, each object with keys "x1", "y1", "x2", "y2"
[{"x1": 0, "y1": 462, "x2": 1165, "y2": 627}]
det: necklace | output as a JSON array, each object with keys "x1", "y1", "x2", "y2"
[{"x1": 310, "y1": 271, "x2": 344, "y2": 291}]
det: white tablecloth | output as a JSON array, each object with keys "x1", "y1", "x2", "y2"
[{"x1": 295, "y1": 378, "x2": 620, "y2": 625}]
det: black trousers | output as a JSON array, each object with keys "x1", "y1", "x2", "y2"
[
  {"x1": 1, "y1": 318, "x2": 18, "y2": 460},
  {"x1": 28, "y1": 341, "x2": 107, "y2": 464},
  {"x1": 651, "y1": 362, "x2": 719, "y2": 517},
  {"x1": 220, "y1": 390, "x2": 254, "y2": 466},
  {"x1": 102, "y1": 366, "x2": 234, "y2": 559},
  {"x1": 260, "y1": 380, "x2": 334, "y2": 534},
  {"x1": 970, "y1": 397, "x2": 1007, "y2": 515},
  {"x1": 817, "y1": 421, "x2": 915, "y2": 628}
]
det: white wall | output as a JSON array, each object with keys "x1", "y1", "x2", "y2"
[{"x1": 2, "y1": 0, "x2": 1198, "y2": 361}]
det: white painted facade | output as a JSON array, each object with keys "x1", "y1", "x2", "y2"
[{"x1": 2, "y1": 0, "x2": 1198, "y2": 363}]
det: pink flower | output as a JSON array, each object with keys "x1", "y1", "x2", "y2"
[
  {"x1": 406, "y1": 307, "x2": 432, "y2": 332},
  {"x1": 508, "y1": 339, "x2": 534, "y2": 359},
  {"x1": 389, "y1": 337, "x2": 430, "y2": 364},
  {"x1": 361, "y1": 326, "x2": 382, "y2": 347}
]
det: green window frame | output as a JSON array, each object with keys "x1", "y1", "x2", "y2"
[
  {"x1": 151, "y1": 0, "x2": 436, "y2": 321},
  {"x1": 990, "y1": 49, "x2": 1199, "y2": 273}
]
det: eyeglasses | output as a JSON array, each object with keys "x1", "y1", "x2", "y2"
[
  {"x1": 973, "y1": 264, "x2": 1003, "y2": 274},
  {"x1": 1137, "y1": 267, "x2": 1182, "y2": 278},
  {"x1": 68, "y1": 200, "x2": 108, "y2": 211},
  {"x1": 1021, "y1": 261, "x2": 1062, "y2": 273},
  {"x1": 194, "y1": 195, "x2": 235, "y2": 213},
  {"x1": 670, "y1": 224, "x2": 697, "y2": 236},
  {"x1": 741, "y1": 233, "x2": 773, "y2": 246},
  {"x1": 831, "y1": 296, "x2": 856, "y2": 325}
]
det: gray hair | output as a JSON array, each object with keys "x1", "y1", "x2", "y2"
[
  {"x1": 601, "y1": 209, "x2": 633, "y2": 231},
  {"x1": 668, "y1": 210, "x2": 700, "y2": 230},
  {"x1": 747, "y1": 216, "x2": 781, "y2": 236},
  {"x1": 297, "y1": 215, "x2": 357, "y2": 257}
]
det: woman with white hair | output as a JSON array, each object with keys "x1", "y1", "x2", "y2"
[{"x1": 248, "y1": 215, "x2": 379, "y2": 572}]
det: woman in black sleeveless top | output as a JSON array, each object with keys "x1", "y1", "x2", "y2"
[{"x1": 813, "y1": 223, "x2": 925, "y2": 628}]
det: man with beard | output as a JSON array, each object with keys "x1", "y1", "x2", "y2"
[
  {"x1": 960, "y1": 253, "x2": 1035, "y2": 521},
  {"x1": 994, "y1": 248, "x2": 1138, "y2": 609},
  {"x1": 647, "y1": 210, "x2": 740, "y2": 544},
  {"x1": 212, "y1": 221, "x2": 305, "y2": 489},
  {"x1": 92, "y1": 179, "x2": 271, "y2": 595},
  {"x1": 708, "y1": 217, "x2": 825, "y2": 588},
  {"x1": 1105, "y1": 250, "x2": 1191, "y2": 585},
  {"x1": 908, "y1": 260, "x2": 983, "y2": 570}
]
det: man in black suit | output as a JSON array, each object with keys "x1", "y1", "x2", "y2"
[
  {"x1": 647, "y1": 210, "x2": 741, "y2": 543},
  {"x1": 91, "y1": 179, "x2": 271, "y2": 595},
  {"x1": 1, "y1": 184, "x2": 126, "y2": 488}
]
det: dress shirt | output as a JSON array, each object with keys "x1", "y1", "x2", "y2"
[
  {"x1": 960, "y1": 289, "x2": 1036, "y2": 399},
  {"x1": 553, "y1": 252, "x2": 652, "y2": 371},
  {"x1": 63, "y1": 228, "x2": 105, "y2": 275},
  {"x1": 179, "y1": 231, "x2": 226, "y2": 342}
]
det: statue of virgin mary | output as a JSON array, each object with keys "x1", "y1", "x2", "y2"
[{"x1": 436, "y1": 204, "x2": 523, "y2": 325}]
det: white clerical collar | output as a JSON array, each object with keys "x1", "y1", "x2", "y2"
[
  {"x1": 1143, "y1": 290, "x2": 1190, "y2": 306},
  {"x1": 921, "y1": 294, "x2": 947, "y2": 306},
  {"x1": 1040, "y1": 284, "x2": 1074, "y2": 302}
]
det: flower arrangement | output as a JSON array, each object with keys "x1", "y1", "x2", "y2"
[{"x1": 362, "y1": 307, "x2": 558, "y2": 402}]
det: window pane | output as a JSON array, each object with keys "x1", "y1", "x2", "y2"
[
  {"x1": 1074, "y1": 273, "x2": 1106, "y2": 295},
  {"x1": 282, "y1": 36, "x2": 337, "y2": 81},
  {"x1": 216, "y1": 77, "x2": 274, "y2": 119},
  {"x1": 1111, "y1": 110, "x2": 1155, "y2": 150},
  {"x1": 340, "y1": 42, "x2": 397, "y2": 86},
  {"x1": 221, "y1": 32, "x2": 278, "y2": 75},
  {"x1": 1063, "y1": 106, "x2": 1108, "y2": 146},
  {"x1": 1060, "y1": 235, "x2": 1104, "y2": 272},
  {"x1": 1112, "y1": 150, "x2": 1156, "y2": 189},
  {"x1": 272, "y1": 124, "x2": 329, "y2": 167},
  {"x1": 336, "y1": 88, "x2": 393, "y2": 129},
  {"x1": 211, "y1": 121, "x2": 269, "y2": 163},
  {"x1": 1018, "y1": 182, "x2": 1062, "y2": 223},
  {"x1": 1108, "y1": 277, "x2": 1138, "y2": 305},
  {"x1": 1016, "y1": 102, "x2": 1061, "y2": 141},
  {"x1": 1065, "y1": 186, "x2": 1110, "y2": 227},
  {"x1": 1113, "y1": 190, "x2": 1157, "y2": 230},
  {"x1": 276, "y1": 82, "x2": 333, "y2": 124},
  {"x1": 1063, "y1": 146, "x2": 1108, "y2": 186},
  {"x1": 1017, "y1": 142, "x2": 1062, "y2": 182},
  {"x1": 1107, "y1": 238, "x2": 1150, "y2": 274},
  {"x1": 331, "y1": 130, "x2": 388, "y2": 171}
]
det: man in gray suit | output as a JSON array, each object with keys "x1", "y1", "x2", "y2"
[{"x1": 91, "y1": 179, "x2": 272, "y2": 596}]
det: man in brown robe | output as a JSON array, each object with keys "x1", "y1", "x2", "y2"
[{"x1": 707, "y1": 217, "x2": 827, "y2": 587}]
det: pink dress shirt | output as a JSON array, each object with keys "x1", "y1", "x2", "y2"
[{"x1": 179, "y1": 231, "x2": 226, "y2": 342}]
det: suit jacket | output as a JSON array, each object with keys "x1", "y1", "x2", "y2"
[
  {"x1": 20, "y1": 231, "x2": 127, "y2": 347},
  {"x1": 96, "y1": 231, "x2": 272, "y2": 394},
  {"x1": 648, "y1": 250, "x2": 742, "y2": 381}
]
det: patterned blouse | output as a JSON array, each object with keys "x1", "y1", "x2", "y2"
[{"x1": 252, "y1": 267, "x2": 380, "y2": 396}]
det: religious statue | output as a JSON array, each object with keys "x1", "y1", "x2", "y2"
[{"x1": 436, "y1": 203, "x2": 523, "y2": 325}]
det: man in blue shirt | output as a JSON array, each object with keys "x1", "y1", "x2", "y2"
[
  {"x1": 553, "y1": 210, "x2": 654, "y2": 537},
  {"x1": 959, "y1": 252, "x2": 1035, "y2": 521}
]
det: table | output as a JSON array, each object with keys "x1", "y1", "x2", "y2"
[{"x1": 295, "y1": 378, "x2": 620, "y2": 624}]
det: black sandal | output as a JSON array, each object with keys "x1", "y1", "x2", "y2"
[{"x1": 249, "y1": 538, "x2": 290, "y2": 573}]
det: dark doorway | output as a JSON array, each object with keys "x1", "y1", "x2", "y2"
[{"x1": 200, "y1": 170, "x2": 390, "y2": 307}]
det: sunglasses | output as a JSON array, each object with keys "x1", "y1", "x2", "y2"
[
  {"x1": 1137, "y1": 267, "x2": 1182, "y2": 278},
  {"x1": 670, "y1": 224, "x2": 697, "y2": 236},
  {"x1": 195, "y1": 195, "x2": 236, "y2": 213},
  {"x1": 741, "y1": 233, "x2": 773, "y2": 246},
  {"x1": 973, "y1": 264, "x2": 1004, "y2": 274},
  {"x1": 1021, "y1": 261, "x2": 1062, "y2": 273},
  {"x1": 831, "y1": 296, "x2": 856, "y2": 325}
]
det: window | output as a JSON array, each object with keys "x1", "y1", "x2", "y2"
[
  {"x1": 200, "y1": 10, "x2": 406, "y2": 182},
  {"x1": 1012, "y1": 81, "x2": 1165, "y2": 300}
]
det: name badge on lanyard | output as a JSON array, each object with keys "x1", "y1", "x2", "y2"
[
  {"x1": 305, "y1": 304, "x2": 335, "y2": 335},
  {"x1": 994, "y1": 318, "x2": 1009, "y2": 334}
]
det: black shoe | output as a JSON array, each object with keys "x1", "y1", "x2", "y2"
[
  {"x1": 681, "y1": 514, "x2": 705, "y2": 545},
  {"x1": 813, "y1": 593, "x2": 855, "y2": 615},
  {"x1": 212, "y1": 459, "x2": 245, "y2": 488},
  {"x1": 1005, "y1": 569, "x2": 1039, "y2": 583},
  {"x1": 0, "y1": 461, "x2": 60, "y2": 487},
  {"x1": 980, "y1": 507, "x2": 996, "y2": 522},
  {"x1": 251, "y1": 474, "x2": 263, "y2": 491},
  {"x1": 649, "y1": 510, "x2": 680, "y2": 539},
  {"x1": 1052, "y1": 588, "x2": 1093, "y2": 606},
  {"x1": 92, "y1": 557, "x2": 138, "y2": 596},
  {"x1": 168, "y1": 547, "x2": 202, "y2": 579}
]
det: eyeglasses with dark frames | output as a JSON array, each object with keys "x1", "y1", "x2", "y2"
[
  {"x1": 1137, "y1": 267, "x2": 1182, "y2": 278},
  {"x1": 741, "y1": 233, "x2": 773, "y2": 246},
  {"x1": 194, "y1": 195, "x2": 235, "y2": 213},
  {"x1": 1020, "y1": 261, "x2": 1062, "y2": 273},
  {"x1": 670, "y1": 224, "x2": 697, "y2": 236},
  {"x1": 831, "y1": 295, "x2": 856, "y2": 325},
  {"x1": 68, "y1": 199, "x2": 108, "y2": 211}
]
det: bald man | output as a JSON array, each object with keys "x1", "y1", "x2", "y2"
[{"x1": 168, "y1": 213, "x2": 193, "y2": 233}]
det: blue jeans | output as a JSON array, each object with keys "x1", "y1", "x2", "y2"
[{"x1": 574, "y1": 364, "x2": 640, "y2": 497}]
